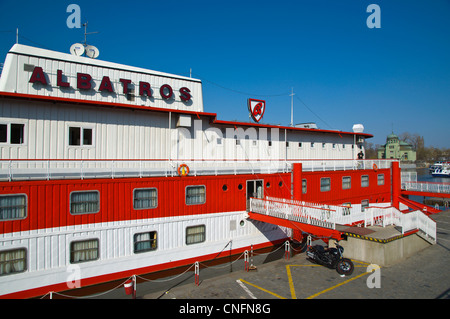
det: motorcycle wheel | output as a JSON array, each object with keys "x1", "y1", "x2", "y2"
[{"x1": 336, "y1": 258, "x2": 354, "y2": 276}]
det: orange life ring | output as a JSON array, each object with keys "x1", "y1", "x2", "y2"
[
  {"x1": 178, "y1": 164, "x2": 190, "y2": 176},
  {"x1": 373, "y1": 163, "x2": 378, "y2": 171}
]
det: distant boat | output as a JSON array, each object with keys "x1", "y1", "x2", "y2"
[{"x1": 431, "y1": 164, "x2": 450, "y2": 177}]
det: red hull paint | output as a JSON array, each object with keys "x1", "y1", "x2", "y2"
[
  {"x1": 302, "y1": 168, "x2": 391, "y2": 205},
  {"x1": 0, "y1": 169, "x2": 392, "y2": 234},
  {"x1": 0, "y1": 238, "x2": 285, "y2": 299}
]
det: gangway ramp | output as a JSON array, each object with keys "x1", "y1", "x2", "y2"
[{"x1": 248, "y1": 197, "x2": 436, "y2": 245}]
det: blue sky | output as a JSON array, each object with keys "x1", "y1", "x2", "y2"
[{"x1": 1, "y1": 0, "x2": 449, "y2": 148}]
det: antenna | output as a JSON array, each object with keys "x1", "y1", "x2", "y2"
[
  {"x1": 85, "y1": 45, "x2": 99, "y2": 59},
  {"x1": 290, "y1": 88, "x2": 295, "y2": 127},
  {"x1": 70, "y1": 43, "x2": 85, "y2": 56},
  {"x1": 82, "y1": 21, "x2": 99, "y2": 47},
  {"x1": 69, "y1": 21, "x2": 100, "y2": 58}
]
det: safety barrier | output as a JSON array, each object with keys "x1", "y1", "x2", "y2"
[
  {"x1": 0, "y1": 159, "x2": 396, "y2": 182},
  {"x1": 250, "y1": 197, "x2": 437, "y2": 243},
  {"x1": 40, "y1": 240, "x2": 299, "y2": 299}
]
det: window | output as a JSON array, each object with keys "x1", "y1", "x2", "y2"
[
  {"x1": 342, "y1": 203, "x2": 351, "y2": 216},
  {"x1": 134, "y1": 231, "x2": 157, "y2": 253},
  {"x1": 133, "y1": 188, "x2": 157, "y2": 210},
  {"x1": 186, "y1": 186, "x2": 206, "y2": 205},
  {"x1": 342, "y1": 177, "x2": 351, "y2": 190},
  {"x1": 0, "y1": 194, "x2": 27, "y2": 220},
  {"x1": 320, "y1": 178, "x2": 331, "y2": 192},
  {"x1": 70, "y1": 239, "x2": 99, "y2": 263},
  {"x1": 0, "y1": 248, "x2": 27, "y2": 276},
  {"x1": 361, "y1": 200, "x2": 369, "y2": 212},
  {"x1": 0, "y1": 124, "x2": 6, "y2": 143},
  {"x1": 70, "y1": 191, "x2": 100, "y2": 214},
  {"x1": 186, "y1": 225, "x2": 206, "y2": 245},
  {"x1": 302, "y1": 179, "x2": 307, "y2": 194},
  {"x1": 377, "y1": 174, "x2": 385, "y2": 185},
  {"x1": 361, "y1": 175, "x2": 369, "y2": 188},
  {"x1": 0, "y1": 123, "x2": 25, "y2": 144},
  {"x1": 69, "y1": 126, "x2": 93, "y2": 146}
]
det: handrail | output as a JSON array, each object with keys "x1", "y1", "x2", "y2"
[
  {"x1": 0, "y1": 159, "x2": 396, "y2": 182},
  {"x1": 249, "y1": 197, "x2": 436, "y2": 243}
]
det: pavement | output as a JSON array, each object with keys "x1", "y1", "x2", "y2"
[{"x1": 89, "y1": 209, "x2": 450, "y2": 301}]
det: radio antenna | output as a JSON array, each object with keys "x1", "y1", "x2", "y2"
[{"x1": 82, "y1": 21, "x2": 99, "y2": 47}]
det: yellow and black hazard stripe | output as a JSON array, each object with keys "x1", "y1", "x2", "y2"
[{"x1": 344, "y1": 232, "x2": 404, "y2": 244}]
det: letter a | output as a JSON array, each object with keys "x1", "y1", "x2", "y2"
[
  {"x1": 366, "y1": 264, "x2": 381, "y2": 288},
  {"x1": 66, "y1": 4, "x2": 81, "y2": 29},
  {"x1": 366, "y1": 4, "x2": 381, "y2": 29}
]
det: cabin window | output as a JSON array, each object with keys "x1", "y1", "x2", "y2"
[
  {"x1": 377, "y1": 174, "x2": 385, "y2": 185},
  {"x1": 361, "y1": 200, "x2": 369, "y2": 212},
  {"x1": 0, "y1": 248, "x2": 27, "y2": 276},
  {"x1": 302, "y1": 179, "x2": 307, "y2": 194},
  {"x1": 0, "y1": 194, "x2": 27, "y2": 220},
  {"x1": 133, "y1": 188, "x2": 157, "y2": 210},
  {"x1": 320, "y1": 178, "x2": 331, "y2": 192},
  {"x1": 70, "y1": 191, "x2": 100, "y2": 214},
  {"x1": 69, "y1": 126, "x2": 93, "y2": 146},
  {"x1": 134, "y1": 231, "x2": 157, "y2": 253},
  {"x1": 342, "y1": 177, "x2": 351, "y2": 190},
  {"x1": 361, "y1": 175, "x2": 369, "y2": 188},
  {"x1": 186, "y1": 225, "x2": 206, "y2": 245},
  {"x1": 70, "y1": 239, "x2": 99, "y2": 263},
  {"x1": 0, "y1": 123, "x2": 25, "y2": 144},
  {"x1": 186, "y1": 186, "x2": 206, "y2": 205}
]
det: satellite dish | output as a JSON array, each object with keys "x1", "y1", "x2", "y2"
[
  {"x1": 70, "y1": 43, "x2": 85, "y2": 56},
  {"x1": 85, "y1": 45, "x2": 100, "y2": 59}
]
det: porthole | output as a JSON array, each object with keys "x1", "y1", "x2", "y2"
[
  {"x1": 279, "y1": 181, "x2": 283, "y2": 187},
  {"x1": 222, "y1": 184, "x2": 228, "y2": 192},
  {"x1": 266, "y1": 182, "x2": 271, "y2": 188},
  {"x1": 238, "y1": 184, "x2": 243, "y2": 190}
]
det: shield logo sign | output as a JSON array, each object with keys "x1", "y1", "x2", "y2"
[{"x1": 248, "y1": 99, "x2": 266, "y2": 123}]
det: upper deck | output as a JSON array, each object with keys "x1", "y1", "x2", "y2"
[{"x1": 0, "y1": 44, "x2": 203, "y2": 113}]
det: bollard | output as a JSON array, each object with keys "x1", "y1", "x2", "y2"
[
  {"x1": 194, "y1": 262, "x2": 200, "y2": 286},
  {"x1": 284, "y1": 241, "x2": 291, "y2": 260},
  {"x1": 244, "y1": 250, "x2": 249, "y2": 272}
]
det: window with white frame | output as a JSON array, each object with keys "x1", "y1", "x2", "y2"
[
  {"x1": 320, "y1": 177, "x2": 331, "y2": 192},
  {"x1": 70, "y1": 191, "x2": 100, "y2": 214},
  {"x1": 0, "y1": 248, "x2": 27, "y2": 276},
  {"x1": 186, "y1": 186, "x2": 206, "y2": 205},
  {"x1": 70, "y1": 239, "x2": 99, "y2": 263},
  {"x1": 186, "y1": 225, "x2": 206, "y2": 245},
  {"x1": 361, "y1": 200, "x2": 369, "y2": 212},
  {"x1": 0, "y1": 194, "x2": 27, "y2": 220},
  {"x1": 134, "y1": 231, "x2": 157, "y2": 253},
  {"x1": 68, "y1": 126, "x2": 93, "y2": 146},
  {"x1": 133, "y1": 188, "x2": 157, "y2": 210},
  {"x1": 0, "y1": 123, "x2": 25, "y2": 144},
  {"x1": 342, "y1": 176, "x2": 351, "y2": 190}
]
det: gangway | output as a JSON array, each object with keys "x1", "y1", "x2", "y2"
[{"x1": 248, "y1": 197, "x2": 436, "y2": 244}]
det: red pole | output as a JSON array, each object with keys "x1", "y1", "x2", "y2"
[
  {"x1": 392, "y1": 161, "x2": 400, "y2": 209},
  {"x1": 293, "y1": 163, "x2": 302, "y2": 201}
]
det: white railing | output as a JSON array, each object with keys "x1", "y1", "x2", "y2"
[
  {"x1": 0, "y1": 159, "x2": 397, "y2": 181},
  {"x1": 403, "y1": 181, "x2": 450, "y2": 194},
  {"x1": 249, "y1": 197, "x2": 436, "y2": 243}
]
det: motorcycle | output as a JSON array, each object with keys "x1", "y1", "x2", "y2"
[{"x1": 306, "y1": 243, "x2": 354, "y2": 276}]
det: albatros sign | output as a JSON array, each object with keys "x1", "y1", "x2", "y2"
[{"x1": 28, "y1": 66, "x2": 192, "y2": 103}]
